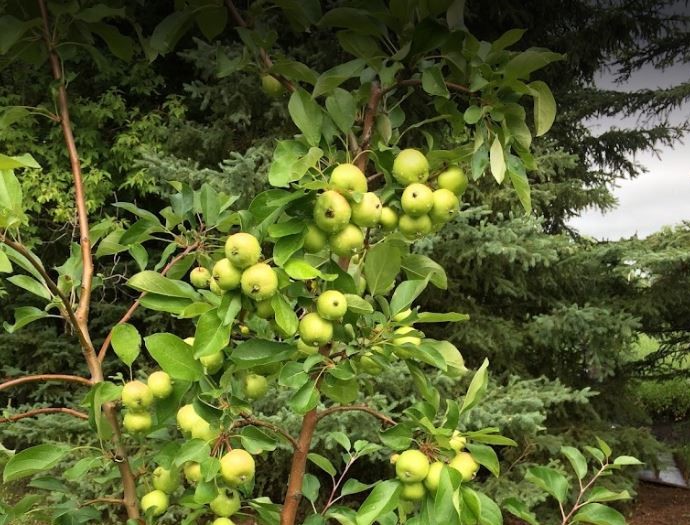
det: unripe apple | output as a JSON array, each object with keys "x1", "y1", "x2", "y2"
[
  {"x1": 220, "y1": 449, "x2": 256, "y2": 487},
  {"x1": 123, "y1": 411, "x2": 152, "y2": 434},
  {"x1": 351, "y1": 192, "x2": 382, "y2": 227},
  {"x1": 429, "y1": 188, "x2": 460, "y2": 224},
  {"x1": 401, "y1": 183, "x2": 434, "y2": 217},
  {"x1": 177, "y1": 404, "x2": 203, "y2": 434},
  {"x1": 183, "y1": 461, "x2": 202, "y2": 483},
  {"x1": 210, "y1": 277, "x2": 224, "y2": 296},
  {"x1": 212, "y1": 519, "x2": 236, "y2": 525},
  {"x1": 359, "y1": 352, "x2": 383, "y2": 375},
  {"x1": 141, "y1": 489, "x2": 169, "y2": 516},
  {"x1": 398, "y1": 214, "x2": 432, "y2": 239},
  {"x1": 213, "y1": 258, "x2": 242, "y2": 290},
  {"x1": 357, "y1": 274, "x2": 367, "y2": 295},
  {"x1": 190, "y1": 266, "x2": 212, "y2": 289},
  {"x1": 296, "y1": 338, "x2": 320, "y2": 355},
  {"x1": 316, "y1": 290, "x2": 348, "y2": 321},
  {"x1": 390, "y1": 453, "x2": 400, "y2": 465},
  {"x1": 225, "y1": 232, "x2": 262, "y2": 269},
  {"x1": 449, "y1": 451, "x2": 479, "y2": 481},
  {"x1": 303, "y1": 223, "x2": 328, "y2": 253},
  {"x1": 147, "y1": 371, "x2": 173, "y2": 399},
  {"x1": 393, "y1": 326, "x2": 422, "y2": 359},
  {"x1": 121, "y1": 380, "x2": 153, "y2": 410},
  {"x1": 379, "y1": 206, "x2": 398, "y2": 231},
  {"x1": 330, "y1": 163, "x2": 368, "y2": 195},
  {"x1": 401, "y1": 481, "x2": 426, "y2": 502},
  {"x1": 254, "y1": 299, "x2": 274, "y2": 319},
  {"x1": 424, "y1": 461, "x2": 444, "y2": 491},
  {"x1": 152, "y1": 466, "x2": 180, "y2": 493},
  {"x1": 299, "y1": 312, "x2": 333, "y2": 347},
  {"x1": 313, "y1": 190, "x2": 351, "y2": 233},
  {"x1": 200, "y1": 351, "x2": 224, "y2": 375},
  {"x1": 240, "y1": 263, "x2": 278, "y2": 301},
  {"x1": 393, "y1": 149, "x2": 429, "y2": 185},
  {"x1": 395, "y1": 449, "x2": 430, "y2": 482},
  {"x1": 393, "y1": 309, "x2": 413, "y2": 322},
  {"x1": 192, "y1": 420, "x2": 220, "y2": 442},
  {"x1": 261, "y1": 74, "x2": 284, "y2": 98},
  {"x1": 329, "y1": 224, "x2": 365, "y2": 257},
  {"x1": 210, "y1": 489, "x2": 241, "y2": 517},
  {"x1": 449, "y1": 430, "x2": 467, "y2": 451},
  {"x1": 244, "y1": 374, "x2": 269, "y2": 399},
  {"x1": 437, "y1": 165, "x2": 468, "y2": 195}
]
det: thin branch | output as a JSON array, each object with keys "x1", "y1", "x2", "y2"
[
  {"x1": 355, "y1": 82, "x2": 383, "y2": 172},
  {"x1": 0, "y1": 407, "x2": 88, "y2": 423},
  {"x1": 0, "y1": 374, "x2": 91, "y2": 392},
  {"x1": 232, "y1": 415, "x2": 299, "y2": 449},
  {"x1": 81, "y1": 498, "x2": 125, "y2": 508},
  {"x1": 316, "y1": 405, "x2": 396, "y2": 427},
  {"x1": 97, "y1": 242, "x2": 199, "y2": 362}
]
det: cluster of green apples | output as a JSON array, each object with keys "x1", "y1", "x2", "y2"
[
  {"x1": 392, "y1": 432, "x2": 479, "y2": 504},
  {"x1": 121, "y1": 371, "x2": 173, "y2": 434}
]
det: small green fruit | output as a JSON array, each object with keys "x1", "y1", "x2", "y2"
[
  {"x1": 401, "y1": 183, "x2": 433, "y2": 217},
  {"x1": 210, "y1": 277, "x2": 224, "y2": 296},
  {"x1": 392, "y1": 149, "x2": 429, "y2": 185},
  {"x1": 296, "y1": 338, "x2": 320, "y2": 355},
  {"x1": 123, "y1": 411, "x2": 152, "y2": 434},
  {"x1": 192, "y1": 420, "x2": 219, "y2": 442},
  {"x1": 212, "y1": 519, "x2": 236, "y2": 525},
  {"x1": 449, "y1": 452, "x2": 479, "y2": 481},
  {"x1": 200, "y1": 351, "x2": 224, "y2": 375},
  {"x1": 393, "y1": 309, "x2": 413, "y2": 322},
  {"x1": 330, "y1": 163, "x2": 368, "y2": 195},
  {"x1": 316, "y1": 290, "x2": 348, "y2": 321},
  {"x1": 401, "y1": 481, "x2": 426, "y2": 501},
  {"x1": 379, "y1": 206, "x2": 398, "y2": 231},
  {"x1": 220, "y1": 449, "x2": 256, "y2": 487},
  {"x1": 254, "y1": 299, "x2": 274, "y2": 319},
  {"x1": 395, "y1": 449, "x2": 430, "y2": 482},
  {"x1": 329, "y1": 224, "x2": 364, "y2": 257},
  {"x1": 359, "y1": 352, "x2": 383, "y2": 375},
  {"x1": 398, "y1": 214, "x2": 432, "y2": 239},
  {"x1": 213, "y1": 258, "x2": 242, "y2": 290},
  {"x1": 183, "y1": 461, "x2": 202, "y2": 483},
  {"x1": 437, "y1": 165, "x2": 468, "y2": 195},
  {"x1": 313, "y1": 190, "x2": 352, "y2": 233},
  {"x1": 148, "y1": 371, "x2": 173, "y2": 399},
  {"x1": 176, "y1": 404, "x2": 202, "y2": 434},
  {"x1": 141, "y1": 489, "x2": 169, "y2": 516},
  {"x1": 357, "y1": 274, "x2": 367, "y2": 295},
  {"x1": 241, "y1": 263, "x2": 278, "y2": 301},
  {"x1": 299, "y1": 312, "x2": 333, "y2": 347},
  {"x1": 424, "y1": 461, "x2": 444, "y2": 491},
  {"x1": 190, "y1": 267, "x2": 211, "y2": 288},
  {"x1": 152, "y1": 466, "x2": 180, "y2": 494},
  {"x1": 429, "y1": 188, "x2": 460, "y2": 224},
  {"x1": 121, "y1": 380, "x2": 153, "y2": 410},
  {"x1": 351, "y1": 192, "x2": 382, "y2": 227},
  {"x1": 449, "y1": 430, "x2": 467, "y2": 451},
  {"x1": 261, "y1": 74, "x2": 284, "y2": 97},
  {"x1": 210, "y1": 489, "x2": 241, "y2": 517},
  {"x1": 244, "y1": 374, "x2": 269, "y2": 399},
  {"x1": 303, "y1": 223, "x2": 328, "y2": 253},
  {"x1": 225, "y1": 232, "x2": 262, "y2": 269}
]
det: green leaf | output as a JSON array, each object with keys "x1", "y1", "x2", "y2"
[
  {"x1": 503, "y1": 498, "x2": 539, "y2": 525},
  {"x1": 528, "y1": 80, "x2": 556, "y2": 136},
  {"x1": 364, "y1": 242, "x2": 401, "y2": 295},
  {"x1": 91, "y1": 381, "x2": 121, "y2": 439},
  {"x1": 145, "y1": 333, "x2": 204, "y2": 381},
  {"x1": 561, "y1": 446, "x2": 588, "y2": 480},
  {"x1": 491, "y1": 28, "x2": 526, "y2": 51},
  {"x1": 218, "y1": 292, "x2": 242, "y2": 326},
  {"x1": 313, "y1": 59, "x2": 366, "y2": 98},
  {"x1": 460, "y1": 358, "x2": 489, "y2": 414},
  {"x1": 0, "y1": 16, "x2": 40, "y2": 55},
  {"x1": 401, "y1": 254, "x2": 447, "y2": 289},
  {"x1": 613, "y1": 455, "x2": 643, "y2": 466},
  {"x1": 319, "y1": 8, "x2": 386, "y2": 37},
  {"x1": 288, "y1": 88, "x2": 323, "y2": 146},
  {"x1": 268, "y1": 141, "x2": 323, "y2": 187},
  {"x1": 326, "y1": 88, "x2": 357, "y2": 135},
  {"x1": 193, "y1": 309, "x2": 231, "y2": 358},
  {"x1": 3, "y1": 444, "x2": 70, "y2": 482},
  {"x1": 288, "y1": 379, "x2": 319, "y2": 414},
  {"x1": 0, "y1": 250, "x2": 12, "y2": 273},
  {"x1": 415, "y1": 312, "x2": 469, "y2": 323},
  {"x1": 284, "y1": 259, "x2": 336, "y2": 281},
  {"x1": 74, "y1": 4, "x2": 125, "y2": 22},
  {"x1": 111, "y1": 323, "x2": 141, "y2": 367},
  {"x1": 240, "y1": 426, "x2": 279, "y2": 453},
  {"x1": 173, "y1": 439, "x2": 211, "y2": 467},
  {"x1": 3, "y1": 306, "x2": 48, "y2": 333},
  {"x1": 7, "y1": 275, "x2": 50, "y2": 300},
  {"x1": 466, "y1": 443, "x2": 500, "y2": 477},
  {"x1": 595, "y1": 437, "x2": 612, "y2": 458},
  {"x1": 231, "y1": 339, "x2": 294, "y2": 371},
  {"x1": 446, "y1": 0, "x2": 465, "y2": 30},
  {"x1": 274, "y1": 233, "x2": 305, "y2": 266},
  {"x1": 434, "y1": 466, "x2": 461, "y2": 525},
  {"x1": 88, "y1": 23, "x2": 134, "y2": 61},
  {"x1": 308, "y1": 453, "x2": 336, "y2": 476},
  {"x1": 489, "y1": 137, "x2": 506, "y2": 184},
  {"x1": 150, "y1": 10, "x2": 193, "y2": 55},
  {"x1": 0, "y1": 169, "x2": 25, "y2": 228},
  {"x1": 341, "y1": 478, "x2": 374, "y2": 497},
  {"x1": 503, "y1": 49, "x2": 564, "y2": 80},
  {"x1": 355, "y1": 480, "x2": 401, "y2": 525},
  {"x1": 343, "y1": 294, "x2": 373, "y2": 314},
  {"x1": 279, "y1": 362, "x2": 309, "y2": 388},
  {"x1": 270, "y1": 59, "x2": 319, "y2": 84},
  {"x1": 525, "y1": 466, "x2": 569, "y2": 503},
  {"x1": 195, "y1": 5, "x2": 228, "y2": 40},
  {"x1": 506, "y1": 153, "x2": 532, "y2": 213},
  {"x1": 303, "y1": 473, "x2": 321, "y2": 503},
  {"x1": 272, "y1": 294, "x2": 299, "y2": 336},
  {"x1": 127, "y1": 271, "x2": 198, "y2": 299},
  {"x1": 139, "y1": 293, "x2": 192, "y2": 315},
  {"x1": 572, "y1": 503, "x2": 625, "y2": 525},
  {"x1": 379, "y1": 423, "x2": 414, "y2": 450},
  {"x1": 422, "y1": 65, "x2": 450, "y2": 98},
  {"x1": 390, "y1": 279, "x2": 429, "y2": 315},
  {"x1": 585, "y1": 487, "x2": 631, "y2": 504},
  {"x1": 477, "y1": 492, "x2": 503, "y2": 525}
]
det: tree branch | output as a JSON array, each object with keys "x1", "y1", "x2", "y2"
[
  {"x1": 0, "y1": 374, "x2": 91, "y2": 392},
  {"x1": 232, "y1": 415, "x2": 299, "y2": 449},
  {"x1": 316, "y1": 405, "x2": 396, "y2": 427},
  {"x1": 97, "y1": 242, "x2": 199, "y2": 362},
  {"x1": 81, "y1": 498, "x2": 125, "y2": 508},
  {"x1": 0, "y1": 407, "x2": 88, "y2": 423},
  {"x1": 354, "y1": 82, "x2": 383, "y2": 172}
]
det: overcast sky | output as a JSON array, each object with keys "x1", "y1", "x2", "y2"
[{"x1": 567, "y1": 62, "x2": 690, "y2": 240}]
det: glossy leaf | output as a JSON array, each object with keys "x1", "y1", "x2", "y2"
[
  {"x1": 145, "y1": 333, "x2": 204, "y2": 381},
  {"x1": 111, "y1": 323, "x2": 141, "y2": 367}
]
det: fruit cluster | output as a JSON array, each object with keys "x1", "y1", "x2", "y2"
[{"x1": 121, "y1": 372, "x2": 173, "y2": 434}]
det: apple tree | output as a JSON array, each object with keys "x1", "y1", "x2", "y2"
[{"x1": 0, "y1": 1, "x2": 640, "y2": 524}]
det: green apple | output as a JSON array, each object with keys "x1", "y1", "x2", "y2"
[
  {"x1": 190, "y1": 267, "x2": 211, "y2": 289},
  {"x1": 298, "y1": 312, "x2": 333, "y2": 347},
  {"x1": 183, "y1": 461, "x2": 202, "y2": 483},
  {"x1": 123, "y1": 411, "x2": 152, "y2": 434},
  {"x1": 240, "y1": 263, "x2": 278, "y2": 301},
  {"x1": 141, "y1": 489, "x2": 169, "y2": 516},
  {"x1": 449, "y1": 452, "x2": 479, "y2": 481},
  {"x1": 212, "y1": 518, "x2": 236, "y2": 525},
  {"x1": 401, "y1": 481, "x2": 426, "y2": 502},
  {"x1": 393, "y1": 326, "x2": 422, "y2": 359},
  {"x1": 121, "y1": 380, "x2": 153, "y2": 410},
  {"x1": 429, "y1": 188, "x2": 459, "y2": 224},
  {"x1": 152, "y1": 466, "x2": 180, "y2": 494},
  {"x1": 313, "y1": 190, "x2": 351, "y2": 233},
  {"x1": 357, "y1": 274, "x2": 367, "y2": 295},
  {"x1": 244, "y1": 374, "x2": 269, "y2": 399},
  {"x1": 395, "y1": 449, "x2": 430, "y2": 482},
  {"x1": 398, "y1": 214, "x2": 432, "y2": 239},
  {"x1": 424, "y1": 461, "x2": 444, "y2": 491},
  {"x1": 316, "y1": 290, "x2": 348, "y2": 321},
  {"x1": 213, "y1": 258, "x2": 242, "y2": 291},
  {"x1": 303, "y1": 223, "x2": 328, "y2": 253},
  {"x1": 192, "y1": 420, "x2": 219, "y2": 442},
  {"x1": 359, "y1": 352, "x2": 383, "y2": 375},
  {"x1": 330, "y1": 163, "x2": 368, "y2": 195},
  {"x1": 329, "y1": 224, "x2": 365, "y2": 257},
  {"x1": 401, "y1": 183, "x2": 433, "y2": 217},
  {"x1": 225, "y1": 232, "x2": 262, "y2": 269},
  {"x1": 392, "y1": 149, "x2": 429, "y2": 185},
  {"x1": 176, "y1": 404, "x2": 202, "y2": 434},
  {"x1": 379, "y1": 206, "x2": 398, "y2": 231},
  {"x1": 296, "y1": 337, "x2": 320, "y2": 355},
  {"x1": 393, "y1": 309, "x2": 413, "y2": 322},
  {"x1": 200, "y1": 351, "x2": 224, "y2": 375},
  {"x1": 147, "y1": 371, "x2": 173, "y2": 399},
  {"x1": 210, "y1": 489, "x2": 241, "y2": 517},
  {"x1": 351, "y1": 192, "x2": 382, "y2": 227},
  {"x1": 449, "y1": 430, "x2": 467, "y2": 451},
  {"x1": 261, "y1": 74, "x2": 284, "y2": 97},
  {"x1": 437, "y1": 165, "x2": 468, "y2": 195},
  {"x1": 210, "y1": 277, "x2": 224, "y2": 296},
  {"x1": 220, "y1": 449, "x2": 256, "y2": 487},
  {"x1": 254, "y1": 299, "x2": 274, "y2": 319}
]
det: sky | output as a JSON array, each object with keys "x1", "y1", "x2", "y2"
[{"x1": 567, "y1": 62, "x2": 690, "y2": 240}]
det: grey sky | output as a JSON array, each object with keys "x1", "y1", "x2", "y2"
[{"x1": 567, "y1": 62, "x2": 690, "y2": 240}]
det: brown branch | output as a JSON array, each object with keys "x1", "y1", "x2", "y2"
[
  {"x1": 0, "y1": 407, "x2": 88, "y2": 423},
  {"x1": 81, "y1": 498, "x2": 125, "y2": 508},
  {"x1": 316, "y1": 405, "x2": 396, "y2": 427},
  {"x1": 98, "y1": 242, "x2": 199, "y2": 362},
  {"x1": 0, "y1": 374, "x2": 91, "y2": 392},
  {"x1": 354, "y1": 82, "x2": 383, "y2": 173},
  {"x1": 232, "y1": 416, "x2": 299, "y2": 449}
]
